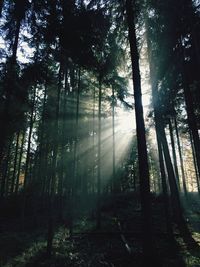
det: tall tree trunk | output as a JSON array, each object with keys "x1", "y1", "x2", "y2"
[
  {"x1": 92, "y1": 86, "x2": 96, "y2": 195},
  {"x1": 58, "y1": 71, "x2": 68, "y2": 221},
  {"x1": 11, "y1": 19, "x2": 21, "y2": 64},
  {"x1": 69, "y1": 68, "x2": 81, "y2": 235},
  {"x1": 15, "y1": 129, "x2": 25, "y2": 194},
  {"x1": 168, "y1": 119, "x2": 180, "y2": 189},
  {"x1": 21, "y1": 87, "x2": 36, "y2": 228},
  {"x1": 149, "y1": 155, "x2": 156, "y2": 193},
  {"x1": 174, "y1": 118, "x2": 187, "y2": 195},
  {"x1": 47, "y1": 64, "x2": 62, "y2": 256},
  {"x1": 37, "y1": 83, "x2": 47, "y2": 194},
  {"x1": 11, "y1": 131, "x2": 20, "y2": 194},
  {"x1": 157, "y1": 136, "x2": 174, "y2": 239},
  {"x1": 189, "y1": 130, "x2": 200, "y2": 194},
  {"x1": 96, "y1": 76, "x2": 102, "y2": 229},
  {"x1": 23, "y1": 87, "x2": 36, "y2": 189},
  {"x1": 5, "y1": 155, "x2": 12, "y2": 197},
  {"x1": 112, "y1": 86, "x2": 116, "y2": 193},
  {"x1": 41, "y1": 142, "x2": 49, "y2": 206},
  {"x1": 0, "y1": 138, "x2": 12, "y2": 197},
  {"x1": 126, "y1": 0, "x2": 153, "y2": 261}
]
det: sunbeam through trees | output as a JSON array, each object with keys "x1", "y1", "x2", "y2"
[{"x1": 0, "y1": 0, "x2": 200, "y2": 266}]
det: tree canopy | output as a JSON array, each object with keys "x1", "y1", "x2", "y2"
[{"x1": 0, "y1": 0, "x2": 200, "y2": 266}]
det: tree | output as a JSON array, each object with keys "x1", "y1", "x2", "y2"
[{"x1": 125, "y1": 0, "x2": 154, "y2": 263}]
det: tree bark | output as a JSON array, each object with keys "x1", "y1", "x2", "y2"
[
  {"x1": 126, "y1": 0, "x2": 153, "y2": 260},
  {"x1": 11, "y1": 131, "x2": 20, "y2": 194},
  {"x1": 189, "y1": 130, "x2": 200, "y2": 194},
  {"x1": 58, "y1": 70, "x2": 68, "y2": 221},
  {"x1": 92, "y1": 86, "x2": 96, "y2": 195},
  {"x1": 69, "y1": 67, "x2": 81, "y2": 235},
  {"x1": 168, "y1": 119, "x2": 180, "y2": 189},
  {"x1": 21, "y1": 87, "x2": 36, "y2": 229},
  {"x1": 0, "y1": 138, "x2": 12, "y2": 197},
  {"x1": 23, "y1": 87, "x2": 36, "y2": 189},
  {"x1": 157, "y1": 135, "x2": 174, "y2": 239},
  {"x1": 37, "y1": 82, "x2": 47, "y2": 194},
  {"x1": 15, "y1": 129, "x2": 25, "y2": 194},
  {"x1": 174, "y1": 118, "x2": 187, "y2": 195},
  {"x1": 47, "y1": 63, "x2": 62, "y2": 255},
  {"x1": 112, "y1": 86, "x2": 116, "y2": 193},
  {"x1": 96, "y1": 76, "x2": 102, "y2": 229}
]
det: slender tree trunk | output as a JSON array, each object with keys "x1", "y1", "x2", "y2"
[
  {"x1": 92, "y1": 87, "x2": 96, "y2": 195},
  {"x1": 82, "y1": 122, "x2": 89, "y2": 197},
  {"x1": 23, "y1": 87, "x2": 36, "y2": 189},
  {"x1": 47, "y1": 64, "x2": 62, "y2": 256},
  {"x1": 41, "y1": 141, "x2": 49, "y2": 201},
  {"x1": 21, "y1": 87, "x2": 36, "y2": 228},
  {"x1": 112, "y1": 86, "x2": 116, "y2": 193},
  {"x1": 157, "y1": 136, "x2": 174, "y2": 239},
  {"x1": 189, "y1": 130, "x2": 200, "y2": 194},
  {"x1": 133, "y1": 166, "x2": 136, "y2": 191},
  {"x1": 11, "y1": 131, "x2": 20, "y2": 194},
  {"x1": 0, "y1": 138, "x2": 12, "y2": 197},
  {"x1": 58, "y1": 74, "x2": 68, "y2": 221},
  {"x1": 96, "y1": 76, "x2": 102, "y2": 229},
  {"x1": 149, "y1": 155, "x2": 156, "y2": 193},
  {"x1": 126, "y1": 0, "x2": 154, "y2": 261},
  {"x1": 174, "y1": 118, "x2": 187, "y2": 195},
  {"x1": 69, "y1": 68, "x2": 81, "y2": 236},
  {"x1": 5, "y1": 156, "x2": 12, "y2": 197},
  {"x1": 168, "y1": 119, "x2": 180, "y2": 189},
  {"x1": 46, "y1": 210, "x2": 53, "y2": 256},
  {"x1": 11, "y1": 19, "x2": 21, "y2": 64},
  {"x1": 37, "y1": 83, "x2": 47, "y2": 193},
  {"x1": 15, "y1": 129, "x2": 25, "y2": 194}
]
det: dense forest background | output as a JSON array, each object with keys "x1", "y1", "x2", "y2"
[{"x1": 0, "y1": 0, "x2": 200, "y2": 266}]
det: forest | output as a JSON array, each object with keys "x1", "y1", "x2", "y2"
[{"x1": 0, "y1": 0, "x2": 200, "y2": 266}]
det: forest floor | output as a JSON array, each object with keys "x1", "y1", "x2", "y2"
[{"x1": 1, "y1": 192, "x2": 200, "y2": 267}]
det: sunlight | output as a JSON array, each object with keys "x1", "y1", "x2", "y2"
[
  {"x1": 73, "y1": 111, "x2": 135, "y2": 187},
  {"x1": 116, "y1": 109, "x2": 135, "y2": 134},
  {"x1": 1, "y1": 1, "x2": 200, "y2": 265}
]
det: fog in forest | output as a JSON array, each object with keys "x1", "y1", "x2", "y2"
[{"x1": 0, "y1": 0, "x2": 200, "y2": 266}]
